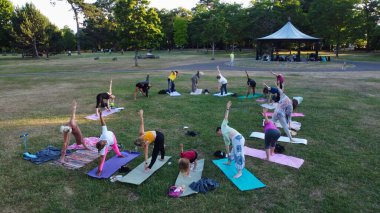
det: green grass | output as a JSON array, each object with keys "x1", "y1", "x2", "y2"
[{"x1": 0, "y1": 52, "x2": 379, "y2": 212}]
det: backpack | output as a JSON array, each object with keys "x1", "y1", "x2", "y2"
[
  {"x1": 214, "y1": 150, "x2": 227, "y2": 159},
  {"x1": 274, "y1": 144, "x2": 285, "y2": 153},
  {"x1": 168, "y1": 186, "x2": 184, "y2": 198},
  {"x1": 158, "y1": 89, "x2": 167, "y2": 94}
]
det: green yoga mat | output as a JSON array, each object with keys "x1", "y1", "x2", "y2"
[
  {"x1": 212, "y1": 158, "x2": 266, "y2": 191},
  {"x1": 119, "y1": 156, "x2": 171, "y2": 185},
  {"x1": 237, "y1": 93, "x2": 263, "y2": 99},
  {"x1": 175, "y1": 159, "x2": 204, "y2": 197}
]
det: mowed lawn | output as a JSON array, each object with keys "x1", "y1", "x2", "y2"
[{"x1": 0, "y1": 52, "x2": 379, "y2": 212}]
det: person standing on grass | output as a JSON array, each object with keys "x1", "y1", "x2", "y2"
[
  {"x1": 245, "y1": 71, "x2": 256, "y2": 98},
  {"x1": 271, "y1": 72, "x2": 285, "y2": 90},
  {"x1": 263, "y1": 82, "x2": 294, "y2": 141},
  {"x1": 167, "y1": 71, "x2": 178, "y2": 93},
  {"x1": 191, "y1": 71, "x2": 204, "y2": 93},
  {"x1": 216, "y1": 66, "x2": 228, "y2": 95},
  {"x1": 178, "y1": 143, "x2": 198, "y2": 176},
  {"x1": 216, "y1": 101, "x2": 245, "y2": 179},
  {"x1": 95, "y1": 79, "x2": 115, "y2": 117},
  {"x1": 134, "y1": 75, "x2": 151, "y2": 100},
  {"x1": 262, "y1": 108, "x2": 281, "y2": 161},
  {"x1": 134, "y1": 109, "x2": 165, "y2": 172},
  {"x1": 95, "y1": 110, "x2": 125, "y2": 176},
  {"x1": 230, "y1": 52, "x2": 235, "y2": 66},
  {"x1": 59, "y1": 100, "x2": 90, "y2": 163}
]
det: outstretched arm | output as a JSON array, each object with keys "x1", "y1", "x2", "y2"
[
  {"x1": 245, "y1": 71, "x2": 249, "y2": 79},
  {"x1": 70, "y1": 100, "x2": 77, "y2": 123},
  {"x1": 224, "y1": 101, "x2": 232, "y2": 120},
  {"x1": 217, "y1": 65, "x2": 222, "y2": 75},
  {"x1": 99, "y1": 110, "x2": 105, "y2": 126},
  {"x1": 271, "y1": 71, "x2": 278, "y2": 77},
  {"x1": 109, "y1": 79, "x2": 113, "y2": 94},
  {"x1": 138, "y1": 109, "x2": 144, "y2": 136},
  {"x1": 180, "y1": 143, "x2": 184, "y2": 153},
  {"x1": 262, "y1": 108, "x2": 269, "y2": 123}
]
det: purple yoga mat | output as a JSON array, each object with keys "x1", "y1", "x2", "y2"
[
  {"x1": 265, "y1": 112, "x2": 305, "y2": 117},
  {"x1": 244, "y1": 146, "x2": 304, "y2": 169},
  {"x1": 256, "y1": 98, "x2": 267, "y2": 103},
  {"x1": 85, "y1": 108, "x2": 124, "y2": 120},
  {"x1": 87, "y1": 151, "x2": 140, "y2": 178}
]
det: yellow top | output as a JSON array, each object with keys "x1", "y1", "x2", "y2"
[
  {"x1": 168, "y1": 72, "x2": 177, "y2": 81},
  {"x1": 143, "y1": 131, "x2": 156, "y2": 144}
]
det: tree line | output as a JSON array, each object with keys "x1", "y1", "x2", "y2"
[{"x1": 0, "y1": 0, "x2": 379, "y2": 59}]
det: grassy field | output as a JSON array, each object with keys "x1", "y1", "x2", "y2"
[{"x1": 0, "y1": 52, "x2": 379, "y2": 212}]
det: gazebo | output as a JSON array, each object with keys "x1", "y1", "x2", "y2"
[{"x1": 256, "y1": 21, "x2": 320, "y2": 61}]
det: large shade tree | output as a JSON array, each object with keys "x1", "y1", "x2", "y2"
[
  {"x1": 114, "y1": 0, "x2": 162, "y2": 66},
  {"x1": 0, "y1": 0, "x2": 14, "y2": 50}
]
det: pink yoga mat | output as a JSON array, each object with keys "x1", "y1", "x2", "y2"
[
  {"x1": 68, "y1": 137, "x2": 98, "y2": 150},
  {"x1": 256, "y1": 98, "x2": 267, "y2": 103},
  {"x1": 265, "y1": 112, "x2": 304, "y2": 117},
  {"x1": 244, "y1": 146, "x2": 304, "y2": 169},
  {"x1": 85, "y1": 108, "x2": 124, "y2": 120}
]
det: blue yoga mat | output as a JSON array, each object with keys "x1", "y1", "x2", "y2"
[
  {"x1": 212, "y1": 158, "x2": 266, "y2": 191},
  {"x1": 87, "y1": 151, "x2": 140, "y2": 179},
  {"x1": 237, "y1": 93, "x2": 263, "y2": 99}
]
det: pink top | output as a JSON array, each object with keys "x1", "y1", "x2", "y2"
[
  {"x1": 277, "y1": 74, "x2": 284, "y2": 83},
  {"x1": 264, "y1": 120, "x2": 278, "y2": 132}
]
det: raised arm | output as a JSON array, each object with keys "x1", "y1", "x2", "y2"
[
  {"x1": 70, "y1": 100, "x2": 77, "y2": 122},
  {"x1": 138, "y1": 109, "x2": 145, "y2": 136},
  {"x1": 245, "y1": 71, "x2": 249, "y2": 79},
  {"x1": 262, "y1": 108, "x2": 269, "y2": 123},
  {"x1": 263, "y1": 82, "x2": 270, "y2": 90},
  {"x1": 217, "y1": 65, "x2": 222, "y2": 75},
  {"x1": 99, "y1": 110, "x2": 105, "y2": 126},
  {"x1": 271, "y1": 71, "x2": 278, "y2": 77},
  {"x1": 224, "y1": 101, "x2": 232, "y2": 120},
  {"x1": 109, "y1": 79, "x2": 113, "y2": 94},
  {"x1": 180, "y1": 143, "x2": 184, "y2": 153}
]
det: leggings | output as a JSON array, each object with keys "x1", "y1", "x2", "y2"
[
  {"x1": 99, "y1": 133, "x2": 122, "y2": 171},
  {"x1": 220, "y1": 84, "x2": 227, "y2": 95},
  {"x1": 272, "y1": 113, "x2": 292, "y2": 140},
  {"x1": 148, "y1": 131, "x2": 165, "y2": 169},
  {"x1": 228, "y1": 134, "x2": 245, "y2": 170},
  {"x1": 167, "y1": 79, "x2": 175, "y2": 92}
]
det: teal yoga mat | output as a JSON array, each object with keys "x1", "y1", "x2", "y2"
[
  {"x1": 212, "y1": 158, "x2": 266, "y2": 191},
  {"x1": 237, "y1": 93, "x2": 263, "y2": 99},
  {"x1": 175, "y1": 159, "x2": 204, "y2": 197},
  {"x1": 119, "y1": 156, "x2": 171, "y2": 185}
]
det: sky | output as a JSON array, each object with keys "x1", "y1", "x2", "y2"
[{"x1": 10, "y1": 0, "x2": 252, "y2": 32}]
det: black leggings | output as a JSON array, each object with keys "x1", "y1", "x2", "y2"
[{"x1": 148, "y1": 131, "x2": 165, "y2": 169}]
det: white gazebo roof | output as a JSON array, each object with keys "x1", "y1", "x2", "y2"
[{"x1": 257, "y1": 22, "x2": 319, "y2": 41}]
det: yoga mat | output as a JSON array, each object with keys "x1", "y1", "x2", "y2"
[
  {"x1": 85, "y1": 108, "x2": 124, "y2": 120},
  {"x1": 244, "y1": 146, "x2": 304, "y2": 169},
  {"x1": 53, "y1": 147, "x2": 99, "y2": 170},
  {"x1": 293, "y1": 96, "x2": 303, "y2": 104},
  {"x1": 212, "y1": 158, "x2": 265, "y2": 191},
  {"x1": 190, "y1": 89, "x2": 203, "y2": 95},
  {"x1": 249, "y1": 132, "x2": 307, "y2": 145},
  {"x1": 262, "y1": 119, "x2": 301, "y2": 131},
  {"x1": 261, "y1": 103, "x2": 277, "y2": 110},
  {"x1": 87, "y1": 151, "x2": 140, "y2": 179},
  {"x1": 213, "y1": 92, "x2": 234, "y2": 97},
  {"x1": 237, "y1": 93, "x2": 263, "y2": 99},
  {"x1": 265, "y1": 112, "x2": 304, "y2": 117},
  {"x1": 256, "y1": 98, "x2": 267, "y2": 103},
  {"x1": 175, "y1": 159, "x2": 205, "y2": 197},
  {"x1": 67, "y1": 137, "x2": 99, "y2": 150},
  {"x1": 169, "y1": 91, "x2": 181, "y2": 96},
  {"x1": 119, "y1": 156, "x2": 171, "y2": 185}
]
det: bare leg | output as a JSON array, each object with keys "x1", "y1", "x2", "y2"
[
  {"x1": 265, "y1": 149, "x2": 271, "y2": 161},
  {"x1": 270, "y1": 147, "x2": 275, "y2": 156},
  {"x1": 70, "y1": 100, "x2": 89, "y2": 149},
  {"x1": 60, "y1": 132, "x2": 69, "y2": 162},
  {"x1": 233, "y1": 169, "x2": 242, "y2": 179},
  {"x1": 134, "y1": 87, "x2": 138, "y2": 100}
]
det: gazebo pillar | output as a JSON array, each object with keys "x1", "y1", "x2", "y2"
[
  {"x1": 315, "y1": 41, "x2": 319, "y2": 58},
  {"x1": 256, "y1": 41, "x2": 260, "y2": 60},
  {"x1": 297, "y1": 42, "x2": 301, "y2": 62}
]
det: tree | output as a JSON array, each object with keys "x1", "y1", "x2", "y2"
[
  {"x1": 61, "y1": 26, "x2": 76, "y2": 51},
  {"x1": 173, "y1": 16, "x2": 188, "y2": 48},
  {"x1": 0, "y1": 0, "x2": 14, "y2": 50},
  {"x1": 114, "y1": 0, "x2": 162, "y2": 66},
  {"x1": 12, "y1": 3, "x2": 49, "y2": 57},
  {"x1": 355, "y1": 0, "x2": 380, "y2": 50},
  {"x1": 44, "y1": 24, "x2": 64, "y2": 57},
  {"x1": 309, "y1": 0, "x2": 358, "y2": 57}
]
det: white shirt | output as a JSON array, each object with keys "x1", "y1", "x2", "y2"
[
  {"x1": 218, "y1": 75, "x2": 228, "y2": 84},
  {"x1": 99, "y1": 126, "x2": 114, "y2": 155}
]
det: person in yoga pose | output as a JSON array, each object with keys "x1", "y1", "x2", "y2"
[
  {"x1": 271, "y1": 71, "x2": 285, "y2": 90},
  {"x1": 263, "y1": 82, "x2": 294, "y2": 141},
  {"x1": 216, "y1": 101, "x2": 245, "y2": 179},
  {"x1": 178, "y1": 143, "x2": 198, "y2": 176},
  {"x1": 191, "y1": 71, "x2": 203, "y2": 93},
  {"x1": 134, "y1": 109, "x2": 165, "y2": 172},
  {"x1": 216, "y1": 66, "x2": 228, "y2": 95},
  {"x1": 245, "y1": 71, "x2": 256, "y2": 98},
  {"x1": 262, "y1": 108, "x2": 281, "y2": 161},
  {"x1": 262, "y1": 83, "x2": 281, "y2": 103},
  {"x1": 134, "y1": 75, "x2": 151, "y2": 100},
  {"x1": 95, "y1": 110, "x2": 125, "y2": 176},
  {"x1": 95, "y1": 79, "x2": 115, "y2": 116},
  {"x1": 59, "y1": 100, "x2": 89, "y2": 162},
  {"x1": 167, "y1": 71, "x2": 178, "y2": 93}
]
